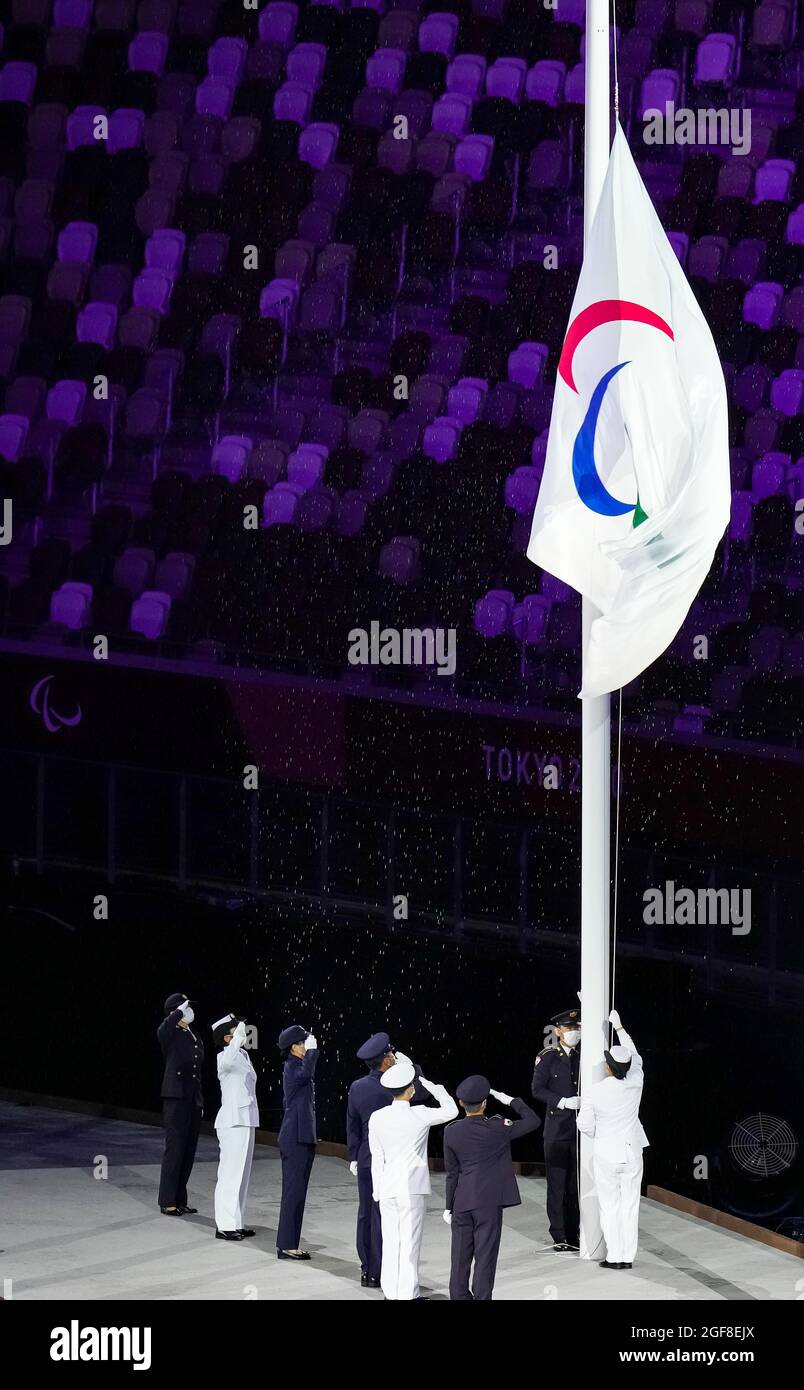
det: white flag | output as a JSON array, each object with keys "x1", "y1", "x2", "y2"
[{"x1": 528, "y1": 124, "x2": 730, "y2": 698}]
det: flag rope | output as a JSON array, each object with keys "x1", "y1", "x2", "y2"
[
  {"x1": 609, "y1": 686, "x2": 623, "y2": 1046},
  {"x1": 611, "y1": 0, "x2": 620, "y2": 124}
]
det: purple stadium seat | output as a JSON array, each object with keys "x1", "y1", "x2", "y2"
[
  {"x1": 378, "y1": 130, "x2": 416, "y2": 174},
  {"x1": 144, "y1": 110, "x2": 180, "y2": 155},
  {"x1": 155, "y1": 551, "x2": 195, "y2": 599},
  {"x1": 133, "y1": 269, "x2": 173, "y2": 315},
  {"x1": 512, "y1": 595, "x2": 550, "y2": 646},
  {"x1": 474, "y1": 594, "x2": 510, "y2": 637},
  {"x1": 157, "y1": 74, "x2": 196, "y2": 117},
  {"x1": 416, "y1": 130, "x2": 456, "y2": 177},
  {"x1": 447, "y1": 54, "x2": 486, "y2": 100},
  {"x1": 432, "y1": 92, "x2": 472, "y2": 137},
  {"x1": 288, "y1": 445, "x2": 327, "y2": 491},
  {"x1": 47, "y1": 380, "x2": 86, "y2": 425},
  {"x1": 638, "y1": 68, "x2": 680, "y2": 115},
  {"x1": 688, "y1": 235, "x2": 728, "y2": 282},
  {"x1": 188, "y1": 231, "x2": 228, "y2": 276},
  {"x1": 541, "y1": 572, "x2": 572, "y2": 603},
  {"x1": 77, "y1": 301, "x2": 118, "y2": 348},
  {"x1": 288, "y1": 43, "x2": 327, "y2": 88},
  {"x1": 419, "y1": 13, "x2": 459, "y2": 59},
  {"x1": 0, "y1": 63, "x2": 37, "y2": 105},
  {"x1": 751, "y1": 2, "x2": 791, "y2": 47},
  {"x1": 57, "y1": 221, "x2": 98, "y2": 264},
  {"x1": 423, "y1": 415, "x2": 462, "y2": 462},
  {"x1": 484, "y1": 382, "x2": 519, "y2": 429},
  {"x1": 145, "y1": 227, "x2": 186, "y2": 277},
  {"x1": 744, "y1": 409, "x2": 781, "y2": 456},
  {"x1": 108, "y1": 108, "x2": 145, "y2": 154},
  {"x1": 409, "y1": 375, "x2": 446, "y2": 421},
  {"x1": 526, "y1": 60, "x2": 566, "y2": 106},
  {"x1": 366, "y1": 48, "x2": 407, "y2": 93},
  {"x1": 455, "y1": 134, "x2": 494, "y2": 181},
  {"x1": 349, "y1": 409, "x2": 388, "y2": 453},
  {"x1": 0, "y1": 415, "x2": 30, "y2": 461},
  {"x1": 508, "y1": 341, "x2": 548, "y2": 389},
  {"x1": 754, "y1": 159, "x2": 795, "y2": 204},
  {"x1": 666, "y1": 231, "x2": 689, "y2": 265},
  {"x1": 786, "y1": 204, "x2": 804, "y2": 246},
  {"x1": 248, "y1": 441, "x2": 288, "y2": 486},
  {"x1": 138, "y1": 0, "x2": 178, "y2": 32},
  {"x1": 336, "y1": 491, "x2": 370, "y2": 536},
  {"x1": 128, "y1": 31, "x2": 169, "y2": 75},
  {"x1": 751, "y1": 453, "x2": 788, "y2": 500},
  {"x1": 717, "y1": 160, "x2": 753, "y2": 201},
  {"x1": 130, "y1": 590, "x2": 171, "y2": 639},
  {"x1": 742, "y1": 282, "x2": 784, "y2": 330},
  {"x1": 379, "y1": 13, "x2": 417, "y2": 50},
  {"x1": 55, "y1": 0, "x2": 94, "y2": 22},
  {"x1": 89, "y1": 264, "x2": 132, "y2": 307},
  {"x1": 693, "y1": 34, "x2": 737, "y2": 86},
  {"x1": 196, "y1": 78, "x2": 234, "y2": 120},
  {"x1": 447, "y1": 376, "x2": 488, "y2": 424},
  {"x1": 263, "y1": 481, "x2": 304, "y2": 526},
  {"x1": 564, "y1": 63, "x2": 585, "y2": 105},
  {"x1": 352, "y1": 88, "x2": 392, "y2": 130},
  {"x1": 504, "y1": 465, "x2": 539, "y2": 515},
  {"x1": 275, "y1": 239, "x2": 315, "y2": 284},
  {"x1": 212, "y1": 435, "x2": 252, "y2": 483},
  {"x1": 67, "y1": 106, "x2": 107, "y2": 149},
  {"x1": 135, "y1": 189, "x2": 175, "y2": 235},
  {"x1": 486, "y1": 58, "x2": 527, "y2": 103},
  {"x1": 51, "y1": 581, "x2": 93, "y2": 630},
  {"x1": 781, "y1": 288, "x2": 804, "y2": 332},
  {"x1": 273, "y1": 81, "x2": 314, "y2": 125},
  {"x1": 261, "y1": 279, "x2": 300, "y2": 324},
  {"x1": 360, "y1": 454, "x2": 395, "y2": 498},
  {"x1": 725, "y1": 238, "x2": 766, "y2": 285},
  {"x1": 378, "y1": 536, "x2": 420, "y2": 583},
  {"x1": 259, "y1": 2, "x2": 299, "y2": 46},
  {"x1": 770, "y1": 369, "x2": 804, "y2": 417},
  {"x1": 526, "y1": 139, "x2": 569, "y2": 193},
  {"x1": 208, "y1": 38, "x2": 247, "y2": 85},
  {"x1": 734, "y1": 364, "x2": 773, "y2": 413},
  {"x1": 221, "y1": 118, "x2": 259, "y2": 164},
  {"x1": 5, "y1": 377, "x2": 47, "y2": 423},
  {"x1": 298, "y1": 122, "x2": 339, "y2": 170},
  {"x1": 396, "y1": 89, "x2": 434, "y2": 137}
]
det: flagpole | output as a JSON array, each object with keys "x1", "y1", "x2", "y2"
[{"x1": 579, "y1": 0, "x2": 611, "y2": 1262}]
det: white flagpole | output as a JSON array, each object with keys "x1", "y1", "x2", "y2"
[{"x1": 579, "y1": 0, "x2": 611, "y2": 1262}]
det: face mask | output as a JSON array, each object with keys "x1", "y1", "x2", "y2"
[
  {"x1": 183, "y1": 1006, "x2": 195, "y2": 1024},
  {"x1": 563, "y1": 1029, "x2": 580, "y2": 1047}
]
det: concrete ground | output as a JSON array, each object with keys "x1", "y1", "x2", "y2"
[{"x1": 0, "y1": 1103, "x2": 800, "y2": 1301}]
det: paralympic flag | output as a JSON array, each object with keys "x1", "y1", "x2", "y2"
[{"x1": 528, "y1": 124, "x2": 730, "y2": 698}]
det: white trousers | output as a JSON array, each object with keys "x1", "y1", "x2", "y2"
[
  {"x1": 379, "y1": 1195, "x2": 426, "y2": 1300},
  {"x1": 214, "y1": 1126, "x2": 255, "y2": 1233},
  {"x1": 594, "y1": 1149, "x2": 643, "y2": 1264}
]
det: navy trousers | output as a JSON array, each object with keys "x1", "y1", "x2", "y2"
[
  {"x1": 277, "y1": 1139, "x2": 316, "y2": 1250},
  {"x1": 544, "y1": 1137, "x2": 579, "y2": 1245},
  {"x1": 449, "y1": 1206, "x2": 504, "y2": 1301},
  {"x1": 356, "y1": 1161, "x2": 382, "y2": 1279},
  {"x1": 158, "y1": 1099, "x2": 201, "y2": 1209}
]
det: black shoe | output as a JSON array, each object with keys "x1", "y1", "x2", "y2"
[
  {"x1": 178, "y1": 1206, "x2": 197, "y2": 1215},
  {"x1": 237, "y1": 1229, "x2": 256, "y2": 1237},
  {"x1": 565, "y1": 1239, "x2": 580, "y2": 1250},
  {"x1": 216, "y1": 1230, "x2": 245, "y2": 1241},
  {"x1": 363, "y1": 1276, "x2": 381, "y2": 1288},
  {"x1": 619, "y1": 1262, "x2": 632, "y2": 1269},
  {"x1": 160, "y1": 1207, "x2": 182, "y2": 1215},
  {"x1": 277, "y1": 1249, "x2": 311, "y2": 1260},
  {"x1": 599, "y1": 1260, "x2": 622, "y2": 1269},
  {"x1": 552, "y1": 1242, "x2": 573, "y2": 1252},
  {"x1": 413, "y1": 1296, "x2": 430, "y2": 1301}
]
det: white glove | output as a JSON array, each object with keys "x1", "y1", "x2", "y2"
[
  {"x1": 417, "y1": 1076, "x2": 438, "y2": 1094},
  {"x1": 489, "y1": 1089, "x2": 514, "y2": 1106},
  {"x1": 179, "y1": 998, "x2": 192, "y2": 1018},
  {"x1": 393, "y1": 1050, "x2": 412, "y2": 1067},
  {"x1": 559, "y1": 1095, "x2": 581, "y2": 1110},
  {"x1": 233, "y1": 1020, "x2": 247, "y2": 1043},
  {"x1": 304, "y1": 1033, "x2": 318, "y2": 1051},
  {"x1": 443, "y1": 1210, "x2": 452, "y2": 1226},
  {"x1": 349, "y1": 1161, "x2": 359, "y2": 1177},
  {"x1": 608, "y1": 1009, "x2": 622, "y2": 1030}
]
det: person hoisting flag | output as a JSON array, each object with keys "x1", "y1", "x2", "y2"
[{"x1": 528, "y1": 123, "x2": 731, "y2": 699}]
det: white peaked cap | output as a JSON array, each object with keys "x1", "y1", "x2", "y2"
[
  {"x1": 212, "y1": 1013, "x2": 236, "y2": 1032},
  {"x1": 380, "y1": 1060, "x2": 416, "y2": 1089},
  {"x1": 609, "y1": 1045, "x2": 630, "y2": 1064}
]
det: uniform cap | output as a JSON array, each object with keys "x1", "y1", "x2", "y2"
[
  {"x1": 550, "y1": 1008, "x2": 581, "y2": 1027},
  {"x1": 213, "y1": 1013, "x2": 244, "y2": 1047},
  {"x1": 456, "y1": 1074, "x2": 490, "y2": 1105},
  {"x1": 380, "y1": 1060, "x2": 415, "y2": 1090},
  {"x1": 604, "y1": 1045, "x2": 631, "y2": 1079},
  {"x1": 164, "y1": 992, "x2": 191, "y2": 1014},
  {"x1": 356, "y1": 1031, "x2": 392, "y2": 1062},
  {"x1": 278, "y1": 1024, "x2": 308, "y2": 1050}
]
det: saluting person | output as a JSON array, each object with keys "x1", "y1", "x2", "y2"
[
  {"x1": 369, "y1": 1060, "x2": 457, "y2": 1301},
  {"x1": 213, "y1": 1013, "x2": 258, "y2": 1242},
  {"x1": 443, "y1": 1075, "x2": 541, "y2": 1300},
  {"x1": 576, "y1": 1009, "x2": 649, "y2": 1270},
  {"x1": 276, "y1": 1023, "x2": 319, "y2": 1261},
  {"x1": 157, "y1": 992, "x2": 203, "y2": 1216},
  {"x1": 531, "y1": 1007, "x2": 582, "y2": 1251}
]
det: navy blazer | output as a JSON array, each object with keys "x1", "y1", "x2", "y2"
[
  {"x1": 346, "y1": 1070, "x2": 437, "y2": 1168},
  {"x1": 279, "y1": 1048, "x2": 318, "y2": 1145},
  {"x1": 443, "y1": 1098, "x2": 540, "y2": 1214},
  {"x1": 531, "y1": 1044, "x2": 580, "y2": 1142},
  {"x1": 157, "y1": 1009, "x2": 204, "y2": 1105}
]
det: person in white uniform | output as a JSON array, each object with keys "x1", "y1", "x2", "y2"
[
  {"x1": 368, "y1": 1059, "x2": 457, "y2": 1301},
  {"x1": 576, "y1": 1008, "x2": 648, "y2": 1270},
  {"x1": 213, "y1": 1013, "x2": 259, "y2": 1242}
]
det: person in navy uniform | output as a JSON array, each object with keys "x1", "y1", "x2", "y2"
[
  {"x1": 443, "y1": 1075, "x2": 540, "y2": 1300},
  {"x1": 531, "y1": 1007, "x2": 582, "y2": 1251},
  {"x1": 276, "y1": 1023, "x2": 319, "y2": 1260},
  {"x1": 157, "y1": 991, "x2": 204, "y2": 1216},
  {"x1": 346, "y1": 1032, "x2": 435, "y2": 1288}
]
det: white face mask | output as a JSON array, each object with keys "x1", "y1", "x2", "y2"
[
  {"x1": 563, "y1": 1029, "x2": 580, "y2": 1048},
  {"x1": 183, "y1": 1006, "x2": 195, "y2": 1024}
]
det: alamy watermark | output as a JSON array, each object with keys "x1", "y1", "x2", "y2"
[
  {"x1": 643, "y1": 881, "x2": 751, "y2": 935},
  {"x1": 348, "y1": 622, "x2": 456, "y2": 676},
  {"x1": 643, "y1": 102, "x2": 751, "y2": 157}
]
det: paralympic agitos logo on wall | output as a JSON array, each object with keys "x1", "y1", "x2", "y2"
[
  {"x1": 29, "y1": 675, "x2": 82, "y2": 733},
  {"x1": 559, "y1": 298, "x2": 675, "y2": 528}
]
